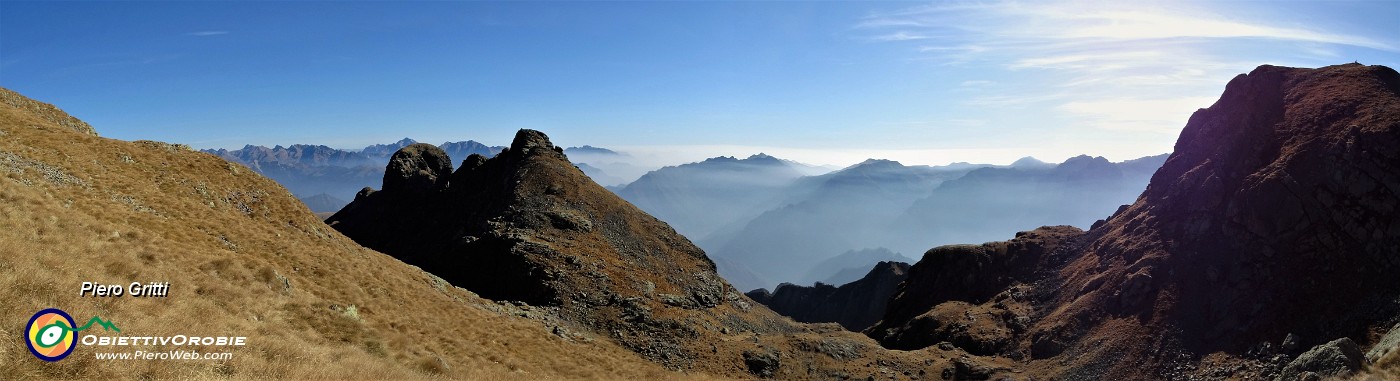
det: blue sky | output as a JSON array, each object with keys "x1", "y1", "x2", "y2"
[{"x1": 2, "y1": 1, "x2": 1397, "y2": 167}]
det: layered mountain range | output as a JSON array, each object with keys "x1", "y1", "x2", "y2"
[{"x1": 615, "y1": 150, "x2": 1166, "y2": 290}]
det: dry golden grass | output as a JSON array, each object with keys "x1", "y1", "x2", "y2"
[{"x1": 0, "y1": 91, "x2": 717, "y2": 380}]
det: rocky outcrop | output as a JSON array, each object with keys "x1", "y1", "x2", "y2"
[
  {"x1": 381, "y1": 143, "x2": 453, "y2": 194},
  {"x1": 742, "y1": 349, "x2": 781, "y2": 378},
  {"x1": 747, "y1": 261, "x2": 910, "y2": 331}
]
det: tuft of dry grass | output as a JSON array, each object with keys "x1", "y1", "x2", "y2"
[{"x1": 0, "y1": 89, "x2": 709, "y2": 380}]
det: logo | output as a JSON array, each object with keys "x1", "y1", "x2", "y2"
[
  {"x1": 26, "y1": 309, "x2": 77, "y2": 361},
  {"x1": 24, "y1": 308, "x2": 120, "y2": 362}
]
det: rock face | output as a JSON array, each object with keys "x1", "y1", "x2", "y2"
[
  {"x1": 870, "y1": 63, "x2": 1400, "y2": 379},
  {"x1": 747, "y1": 261, "x2": 910, "y2": 331},
  {"x1": 867, "y1": 226, "x2": 1082, "y2": 354},
  {"x1": 1049, "y1": 63, "x2": 1400, "y2": 371}
]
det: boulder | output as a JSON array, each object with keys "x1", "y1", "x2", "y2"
[
  {"x1": 382, "y1": 143, "x2": 453, "y2": 194},
  {"x1": 1276, "y1": 338, "x2": 1364, "y2": 381},
  {"x1": 742, "y1": 349, "x2": 781, "y2": 378}
]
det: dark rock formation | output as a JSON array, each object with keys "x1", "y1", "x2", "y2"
[{"x1": 747, "y1": 261, "x2": 910, "y2": 331}]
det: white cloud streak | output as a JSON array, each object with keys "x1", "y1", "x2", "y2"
[
  {"x1": 858, "y1": 1, "x2": 1395, "y2": 134},
  {"x1": 186, "y1": 31, "x2": 229, "y2": 36}
]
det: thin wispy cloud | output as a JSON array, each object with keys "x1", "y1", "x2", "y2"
[
  {"x1": 858, "y1": 1, "x2": 1396, "y2": 134},
  {"x1": 186, "y1": 31, "x2": 229, "y2": 37},
  {"x1": 871, "y1": 31, "x2": 933, "y2": 42}
]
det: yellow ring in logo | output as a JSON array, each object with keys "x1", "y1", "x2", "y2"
[{"x1": 26, "y1": 309, "x2": 77, "y2": 362}]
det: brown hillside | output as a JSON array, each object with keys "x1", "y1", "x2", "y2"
[
  {"x1": 327, "y1": 129, "x2": 1004, "y2": 379},
  {"x1": 871, "y1": 63, "x2": 1400, "y2": 380},
  {"x1": 0, "y1": 87, "x2": 691, "y2": 380}
]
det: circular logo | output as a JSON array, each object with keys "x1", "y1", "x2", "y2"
[{"x1": 26, "y1": 308, "x2": 77, "y2": 362}]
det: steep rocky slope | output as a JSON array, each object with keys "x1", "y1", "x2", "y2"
[
  {"x1": 0, "y1": 88, "x2": 685, "y2": 379},
  {"x1": 328, "y1": 129, "x2": 1001, "y2": 378},
  {"x1": 871, "y1": 63, "x2": 1400, "y2": 380},
  {"x1": 747, "y1": 261, "x2": 910, "y2": 331}
]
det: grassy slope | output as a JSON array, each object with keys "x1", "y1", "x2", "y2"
[{"x1": 0, "y1": 89, "x2": 686, "y2": 380}]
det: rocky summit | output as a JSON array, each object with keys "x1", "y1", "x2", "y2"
[
  {"x1": 328, "y1": 129, "x2": 983, "y2": 378},
  {"x1": 867, "y1": 63, "x2": 1400, "y2": 379}
]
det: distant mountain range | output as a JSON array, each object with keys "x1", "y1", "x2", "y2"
[
  {"x1": 205, "y1": 138, "x2": 507, "y2": 212},
  {"x1": 614, "y1": 152, "x2": 1167, "y2": 291},
  {"x1": 614, "y1": 153, "x2": 816, "y2": 240}
]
